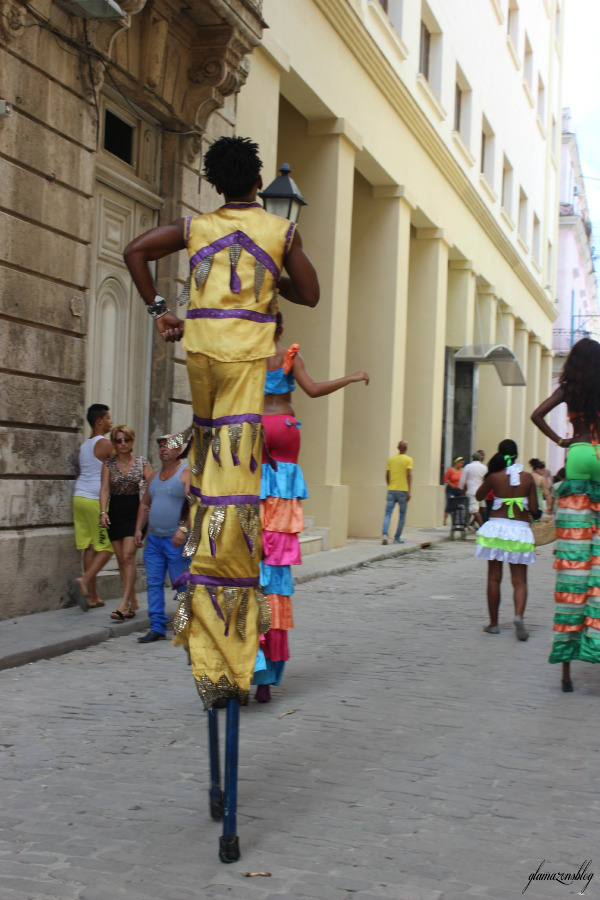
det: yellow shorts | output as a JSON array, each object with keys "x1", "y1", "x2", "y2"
[{"x1": 73, "y1": 496, "x2": 113, "y2": 552}]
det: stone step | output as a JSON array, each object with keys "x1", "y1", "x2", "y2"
[{"x1": 299, "y1": 533, "x2": 324, "y2": 556}]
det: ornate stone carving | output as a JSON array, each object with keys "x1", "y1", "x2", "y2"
[
  {"x1": 0, "y1": 0, "x2": 26, "y2": 42},
  {"x1": 185, "y1": 26, "x2": 254, "y2": 133}
]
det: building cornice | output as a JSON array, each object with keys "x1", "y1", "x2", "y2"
[{"x1": 311, "y1": 0, "x2": 556, "y2": 322}]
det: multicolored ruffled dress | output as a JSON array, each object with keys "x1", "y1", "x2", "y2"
[
  {"x1": 253, "y1": 345, "x2": 308, "y2": 687},
  {"x1": 550, "y1": 440, "x2": 600, "y2": 664},
  {"x1": 475, "y1": 463, "x2": 536, "y2": 565}
]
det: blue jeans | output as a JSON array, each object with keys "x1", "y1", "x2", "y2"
[
  {"x1": 144, "y1": 533, "x2": 189, "y2": 635},
  {"x1": 382, "y1": 490, "x2": 408, "y2": 540}
]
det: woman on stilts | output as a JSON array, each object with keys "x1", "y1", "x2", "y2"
[
  {"x1": 123, "y1": 137, "x2": 320, "y2": 861},
  {"x1": 531, "y1": 337, "x2": 600, "y2": 692},
  {"x1": 254, "y1": 313, "x2": 369, "y2": 702},
  {"x1": 474, "y1": 439, "x2": 540, "y2": 639}
]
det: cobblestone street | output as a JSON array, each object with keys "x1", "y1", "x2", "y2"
[{"x1": 1, "y1": 542, "x2": 599, "y2": 900}]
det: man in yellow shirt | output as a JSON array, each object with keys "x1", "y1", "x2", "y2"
[{"x1": 382, "y1": 440, "x2": 413, "y2": 544}]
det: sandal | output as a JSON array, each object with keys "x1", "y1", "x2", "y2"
[
  {"x1": 483, "y1": 625, "x2": 500, "y2": 635},
  {"x1": 110, "y1": 610, "x2": 127, "y2": 622}
]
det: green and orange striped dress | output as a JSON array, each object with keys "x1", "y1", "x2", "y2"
[{"x1": 551, "y1": 441, "x2": 600, "y2": 664}]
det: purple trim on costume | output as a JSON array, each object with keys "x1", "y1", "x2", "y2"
[
  {"x1": 190, "y1": 574, "x2": 259, "y2": 588},
  {"x1": 185, "y1": 216, "x2": 192, "y2": 248},
  {"x1": 231, "y1": 452, "x2": 241, "y2": 467},
  {"x1": 230, "y1": 269, "x2": 242, "y2": 294},
  {"x1": 284, "y1": 221, "x2": 295, "y2": 254},
  {"x1": 207, "y1": 588, "x2": 224, "y2": 622},
  {"x1": 193, "y1": 413, "x2": 262, "y2": 427},
  {"x1": 212, "y1": 442, "x2": 221, "y2": 465},
  {"x1": 221, "y1": 202, "x2": 264, "y2": 210},
  {"x1": 190, "y1": 486, "x2": 260, "y2": 505},
  {"x1": 173, "y1": 572, "x2": 188, "y2": 590},
  {"x1": 250, "y1": 454, "x2": 258, "y2": 473},
  {"x1": 186, "y1": 308, "x2": 277, "y2": 324},
  {"x1": 209, "y1": 537, "x2": 217, "y2": 557},
  {"x1": 189, "y1": 231, "x2": 280, "y2": 281},
  {"x1": 242, "y1": 532, "x2": 253, "y2": 554}
]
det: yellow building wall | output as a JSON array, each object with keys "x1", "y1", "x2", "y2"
[{"x1": 237, "y1": 0, "x2": 561, "y2": 539}]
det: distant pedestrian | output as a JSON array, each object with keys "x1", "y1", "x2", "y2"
[
  {"x1": 474, "y1": 440, "x2": 540, "y2": 641},
  {"x1": 72, "y1": 404, "x2": 114, "y2": 610},
  {"x1": 529, "y1": 458, "x2": 553, "y2": 514},
  {"x1": 459, "y1": 451, "x2": 488, "y2": 528},
  {"x1": 100, "y1": 425, "x2": 153, "y2": 622},
  {"x1": 134, "y1": 433, "x2": 190, "y2": 643},
  {"x1": 382, "y1": 441, "x2": 413, "y2": 545},
  {"x1": 443, "y1": 456, "x2": 464, "y2": 526}
]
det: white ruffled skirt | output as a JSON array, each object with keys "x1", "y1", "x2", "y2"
[{"x1": 475, "y1": 517, "x2": 535, "y2": 565}]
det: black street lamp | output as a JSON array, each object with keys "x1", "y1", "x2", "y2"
[{"x1": 259, "y1": 163, "x2": 307, "y2": 222}]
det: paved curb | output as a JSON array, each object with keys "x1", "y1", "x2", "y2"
[{"x1": 0, "y1": 533, "x2": 449, "y2": 672}]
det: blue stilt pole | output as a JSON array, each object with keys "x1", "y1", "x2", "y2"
[
  {"x1": 207, "y1": 709, "x2": 223, "y2": 820},
  {"x1": 219, "y1": 698, "x2": 241, "y2": 863}
]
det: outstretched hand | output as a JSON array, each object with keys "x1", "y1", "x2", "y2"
[
  {"x1": 156, "y1": 312, "x2": 185, "y2": 342},
  {"x1": 351, "y1": 370, "x2": 370, "y2": 385}
]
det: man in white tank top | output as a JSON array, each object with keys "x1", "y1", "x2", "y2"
[{"x1": 72, "y1": 404, "x2": 114, "y2": 609}]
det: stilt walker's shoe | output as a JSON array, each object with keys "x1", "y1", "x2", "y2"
[{"x1": 219, "y1": 834, "x2": 240, "y2": 863}]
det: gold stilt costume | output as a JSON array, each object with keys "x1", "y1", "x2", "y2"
[{"x1": 172, "y1": 202, "x2": 296, "y2": 708}]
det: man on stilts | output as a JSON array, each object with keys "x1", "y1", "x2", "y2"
[{"x1": 123, "y1": 136, "x2": 319, "y2": 862}]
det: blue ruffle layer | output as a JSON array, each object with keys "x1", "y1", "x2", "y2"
[
  {"x1": 253, "y1": 659, "x2": 286, "y2": 686},
  {"x1": 260, "y1": 561, "x2": 294, "y2": 596},
  {"x1": 260, "y1": 462, "x2": 308, "y2": 500}
]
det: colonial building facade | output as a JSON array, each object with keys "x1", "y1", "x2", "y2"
[
  {"x1": 237, "y1": 0, "x2": 563, "y2": 543},
  {"x1": 0, "y1": 0, "x2": 264, "y2": 616},
  {"x1": 1, "y1": 0, "x2": 564, "y2": 617}
]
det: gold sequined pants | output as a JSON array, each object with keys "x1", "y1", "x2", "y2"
[{"x1": 173, "y1": 352, "x2": 269, "y2": 708}]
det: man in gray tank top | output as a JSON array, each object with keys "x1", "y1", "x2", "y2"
[{"x1": 135, "y1": 433, "x2": 190, "y2": 642}]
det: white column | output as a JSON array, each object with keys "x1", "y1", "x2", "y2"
[
  {"x1": 277, "y1": 111, "x2": 361, "y2": 546},
  {"x1": 342, "y1": 181, "x2": 413, "y2": 537},
  {"x1": 510, "y1": 323, "x2": 529, "y2": 455},
  {"x1": 525, "y1": 336, "x2": 542, "y2": 462},
  {"x1": 475, "y1": 290, "x2": 502, "y2": 456},
  {"x1": 403, "y1": 229, "x2": 449, "y2": 526}
]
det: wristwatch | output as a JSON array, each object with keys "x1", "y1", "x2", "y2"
[{"x1": 146, "y1": 294, "x2": 169, "y2": 319}]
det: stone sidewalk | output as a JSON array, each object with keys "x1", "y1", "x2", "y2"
[
  {"x1": 1, "y1": 540, "x2": 599, "y2": 899},
  {"x1": 0, "y1": 526, "x2": 448, "y2": 671}
]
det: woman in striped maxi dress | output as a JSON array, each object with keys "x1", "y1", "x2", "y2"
[{"x1": 531, "y1": 338, "x2": 600, "y2": 692}]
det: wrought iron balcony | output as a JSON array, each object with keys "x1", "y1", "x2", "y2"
[{"x1": 552, "y1": 328, "x2": 591, "y2": 355}]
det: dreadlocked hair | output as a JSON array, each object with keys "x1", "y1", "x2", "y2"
[
  {"x1": 203, "y1": 136, "x2": 263, "y2": 198},
  {"x1": 487, "y1": 439, "x2": 518, "y2": 474},
  {"x1": 559, "y1": 338, "x2": 600, "y2": 420}
]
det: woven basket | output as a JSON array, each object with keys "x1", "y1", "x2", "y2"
[{"x1": 531, "y1": 517, "x2": 556, "y2": 547}]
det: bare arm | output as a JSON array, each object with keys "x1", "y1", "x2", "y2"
[
  {"x1": 93, "y1": 438, "x2": 113, "y2": 462},
  {"x1": 475, "y1": 474, "x2": 492, "y2": 502},
  {"x1": 134, "y1": 477, "x2": 153, "y2": 547},
  {"x1": 277, "y1": 230, "x2": 320, "y2": 308},
  {"x1": 293, "y1": 352, "x2": 369, "y2": 398},
  {"x1": 531, "y1": 386, "x2": 575, "y2": 447},
  {"x1": 385, "y1": 470, "x2": 390, "y2": 486},
  {"x1": 407, "y1": 468, "x2": 412, "y2": 501},
  {"x1": 123, "y1": 219, "x2": 187, "y2": 343},
  {"x1": 99, "y1": 464, "x2": 110, "y2": 526}
]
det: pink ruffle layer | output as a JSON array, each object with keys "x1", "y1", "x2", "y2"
[{"x1": 263, "y1": 530, "x2": 301, "y2": 565}]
